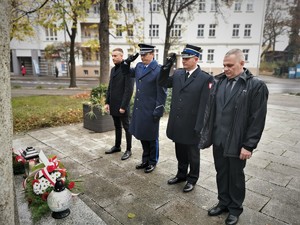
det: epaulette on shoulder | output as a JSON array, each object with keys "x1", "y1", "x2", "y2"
[
  {"x1": 177, "y1": 68, "x2": 185, "y2": 72},
  {"x1": 201, "y1": 70, "x2": 211, "y2": 76}
]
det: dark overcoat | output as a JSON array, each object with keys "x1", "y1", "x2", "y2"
[
  {"x1": 129, "y1": 60, "x2": 167, "y2": 141},
  {"x1": 199, "y1": 69, "x2": 269, "y2": 157},
  {"x1": 105, "y1": 64, "x2": 134, "y2": 116},
  {"x1": 159, "y1": 66, "x2": 213, "y2": 145}
]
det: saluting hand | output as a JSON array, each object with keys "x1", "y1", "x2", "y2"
[
  {"x1": 124, "y1": 53, "x2": 139, "y2": 65},
  {"x1": 162, "y1": 53, "x2": 176, "y2": 70}
]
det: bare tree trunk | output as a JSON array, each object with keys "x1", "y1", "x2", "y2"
[
  {"x1": 69, "y1": 22, "x2": 77, "y2": 88},
  {"x1": 288, "y1": 0, "x2": 300, "y2": 61},
  {"x1": 99, "y1": 0, "x2": 110, "y2": 84},
  {"x1": 0, "y1": 0, "x2": 15, "y2": 224},
  {"x1": 163, "y1": 25, "x2": 172, "y2": 63}
]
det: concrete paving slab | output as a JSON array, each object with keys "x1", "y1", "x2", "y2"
[
  {"x1": 261, "y1": 199, "x2": 300, "y2": 224},
  {"x1": 13, "y1": 101, "x2": 300, "y2": 225},
  {"x1": 15, "y1": 175, "x2": 106, "y2": 225}
]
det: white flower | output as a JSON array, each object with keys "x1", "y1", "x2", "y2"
[{"x1": 32, "y1": 171, "x2": 62, "y2": 195}]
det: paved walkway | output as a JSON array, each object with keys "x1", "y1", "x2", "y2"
[{"x1": 13, "y1": 101, "x2": 300, "y2": 225}]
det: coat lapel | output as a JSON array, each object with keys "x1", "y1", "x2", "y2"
[
  {"x1": 112, "y1": 66, "x2": 121, "y2": 78},
  {"x1": 224, "y1": 77, "x2": 243, "y2": 107},
  {"x1": 138, "y1": 60, "x2": 157, "y2": 80},
  {"x1": 180, "y1": 67, "x2": 200, "y2": 90}
]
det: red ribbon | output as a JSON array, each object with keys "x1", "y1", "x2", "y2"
[{"x1": 46, "y1": 156, "x2": 59, "y2": 173}]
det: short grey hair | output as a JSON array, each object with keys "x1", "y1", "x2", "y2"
[{"x1": 225, "y1": 49, "x2": 245, "y2": 62}]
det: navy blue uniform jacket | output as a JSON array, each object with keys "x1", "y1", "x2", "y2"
[{"x1": 129, "y1": 60, "x2": 167, "y2": 140}]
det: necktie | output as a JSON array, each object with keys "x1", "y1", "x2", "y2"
[
  {"x1": 225, "y1": 79, "x2": 234, "y2": 101},
  {"x1": 185, "y1": 72, "x2": 189, "y2": 81}
]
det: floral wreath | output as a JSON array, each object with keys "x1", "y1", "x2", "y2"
[{"x1": 14, "y1": 149, "x2": 81, "y2": 222}]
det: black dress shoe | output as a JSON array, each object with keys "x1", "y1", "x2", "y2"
[
  {"x1": 225, "y1": 214, "x2": 239, "y2": 225},
  {"x1": 167, "y1": 177, "x2": 186, "y2": 185},
  {"x1": 136, "y1": 162, "x2": 148, "y2": 169},
  {"x1": 105, "y1": 146, "x2": 121, "y2": 154},
  {"x1": 183, "y1": 182, "x2": 194, "y2": 192},
  {"x1": 144, "y1": 164, "x2": 156, "y2": 173},
  {"x1": 208, "y1": 205, "x2": 229, "y2": 216},
  {"x1": 121, "y1": 150, "x2": 132, "y2": 160}
]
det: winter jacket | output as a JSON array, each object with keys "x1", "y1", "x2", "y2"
[{"x1": 199, "y1": 68, "x2": 269, "y2": 157}]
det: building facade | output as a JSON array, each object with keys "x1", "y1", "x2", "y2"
[{"x1": 10, "y1": 0, "x2": 267, "y2": 77}]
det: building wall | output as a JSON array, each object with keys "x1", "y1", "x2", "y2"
[{"x1": 10, "y1": 0, "x2": 267, "y2": 77}]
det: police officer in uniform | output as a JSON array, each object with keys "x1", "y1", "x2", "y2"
[
  {"x1": 124, "y1": 44, "x2": 167, "y2": 173},
  {"x1": 159, "y1": 44, "x2": 213, "y2": 192}
]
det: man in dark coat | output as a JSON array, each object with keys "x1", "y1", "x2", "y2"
[
  {"x1": 124, "y1": 43, "x2": 167, "y2": 173},
  {"x1": 199, "y1": 49, "x2": 269, "y2": 225},
  {"x1": 159, "y1": 44, "x2": 213, "y2": 192},
  {"x1": 104, "y1": 48, "x2": 134, "y2": 160}
]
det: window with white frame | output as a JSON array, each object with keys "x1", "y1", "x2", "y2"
[
  {"x1": 244, "y1": 24, "x2": 252, "y2": 37},
  {"x1": 116, "y1": 24, "x2": 122, "y2": 37},
  {"x1": 199, "y1": 0, "x2": 206, "y2": 12},
  {"x1": 197, "y1": 24, "x2": 205, "y2": 37},
  {"x1": 83, "y1": 49, "x2": 91, "y2": 61},
  {"x1": 115, "y1": 0, "x2": 122, "y2": 11},
  {"x1": 207, "y1": 49, "x2": 214, "y2": 61},
  {"x1": 246, "y1": 2, "x2": 253, "y2": 11},
  {"x1": 45, "y1": 25, "x2": 57, "y2": 41},
  {"x1": 209, "y1": 24, "x2": 216, "y2": 37},
  {"x1": 174, "y1": 0, "x2": 181, "y2": 11},
  {"x1": 234, "y1": 1, "x2": 242, "y2": 11},
  {"x1": 127, "y1": 24, "x2": 133, "y2": 37},
  {"x1": 93, "y1": 5, "x2": 100, "y2": 14},
  {"x1": 83, "y1": 26, "x2": 91, "y2": 38},
  {"x1": 210, "y1": 0, "x2": 216, "y2": 11},
  {"x1": 198, "y1": 49, "x2": 203, "y2": 61},
  {"x1": 154, "y1": 49, "x2": 159, "y2": 61},
  {"x1": 243, "y1": 49, "x2": 249, "y2": 61},
  {"x1": 150, "y1": 0, "x2": 160, "y2": 12},
  {"x1": 127, "y1": 0, "x2": 133, "y2": 12},
  {"x1": 149, "y1": 24, "x2": 159, "y2": 37},
  {"x1": 171, "y1": 24, "x2": 182, "y2": 37},
  {"x1": 232, "y1": 24, "x2": 240, "y2": 37}
]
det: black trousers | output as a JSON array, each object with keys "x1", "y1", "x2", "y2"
[
  {"x1": 175, "y1": 143, "x2": 200, "y2": 185},
  {"x1": 112, "y1": 115, "x2": 132, "y2": 151},
  {"x1": 140, "y1": 139, "x2": 159, "y2": 166},
  {"x1": 213, "y1": 145, "x2": 246, "y2": 216}
]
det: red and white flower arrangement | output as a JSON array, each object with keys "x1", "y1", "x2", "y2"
[{"x1": 20, "y1": 150, "x2": 81, "y2": 222}]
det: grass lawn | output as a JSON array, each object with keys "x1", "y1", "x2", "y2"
[{"x1": 12, "y1": 94, "x2": 89, "y2": 133}]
